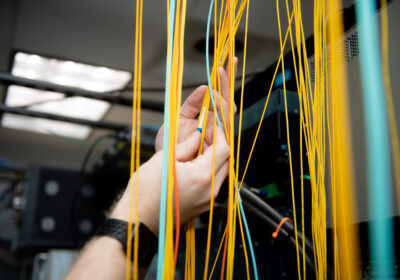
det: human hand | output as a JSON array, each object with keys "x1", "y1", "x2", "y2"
[
  {"x1": 155, "y1": 58, "x2": 238, "y2": 152},
  {"x1": 111, "y1": 127, "x2": 230, "y2": 235}
]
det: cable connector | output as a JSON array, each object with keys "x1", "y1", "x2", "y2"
[{"x1": 196, "y1": 106, "x2": 206, "y2": 133}]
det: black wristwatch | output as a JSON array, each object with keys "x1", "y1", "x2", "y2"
[{"x1": 95, "y1": 218, "x2": 158, "y2": 267}]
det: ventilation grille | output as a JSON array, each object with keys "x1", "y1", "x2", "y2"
[
  {"x1": 309, "y1": 29, "x2": 359, "y2": 83},
  {"x1": 344, "y1": 31, "x2": 360, "y2": 62}
]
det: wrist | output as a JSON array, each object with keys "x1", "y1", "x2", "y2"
[
  {"x1": 110, "y1": 153, "x2": 163, "y2": 236},
  {"x1": 95, "y1": 219, "x2": 158, "y2": 268},
  {"x1": 110, "y1": 198, "x2": 159, "y2": 237}
]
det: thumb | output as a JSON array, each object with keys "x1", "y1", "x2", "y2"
[{"x1": 175, "y1": 131, "x2": 201, "y2": 162}]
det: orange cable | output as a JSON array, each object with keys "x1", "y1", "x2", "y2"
[{"x1": 272, "y1": 218, "x2": 293, "y2": 239}]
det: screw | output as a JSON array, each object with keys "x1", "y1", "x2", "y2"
[
  {"x1": 44, "y1": 180, "x2": 60, "y2": 196},
  {"x1": 41, "y1": 216, "x2": 56, "y2": 232}
]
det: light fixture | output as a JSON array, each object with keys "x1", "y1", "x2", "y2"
[
  {"x1": 2, "y1": 52, "x2": 132, "y2": 139},
  {"x1": 12, "y1": 52, "x2": 131, "y2": 92}
]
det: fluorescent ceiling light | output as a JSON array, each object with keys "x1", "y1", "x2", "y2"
[
  {"x1": 2, "y1": 114, "x2": 93, "y2": 140},
  {"x1": 12, "y1": 52, "x2": 131, "y2": 92},
  {"x1": 3, "y1": 86, "x2": 111, "y2": 139},
  {"x1": 5, "y1": 85, "x2": 64, "y2": 107},
  {"x1": 2, "y1": 52, "x2": 131, "y2": 139}
]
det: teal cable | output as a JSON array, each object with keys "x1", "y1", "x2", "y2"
[
  {"x1": 206, "y1": 0, "x2": 222, "y2": 130},
  {"x1": 355, "y1": 0, "x2": 394, "y2": 276},
  {"x1": 238, "y1": 189, "x2": 259, "y2": 280},
  {"x1": 157, "y1": 0, "x2": 176, "y2": 278}
]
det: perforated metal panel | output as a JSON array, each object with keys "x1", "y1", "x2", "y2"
[{"x1": 309, "y1": 28, "x2": 360, "y2": 83}]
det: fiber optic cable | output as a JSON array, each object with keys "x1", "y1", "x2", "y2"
[
  {"x1": 206, "y1": 0, "x2": 258, "y2": 279},
  {"x1": 355, "y1": 0, "x2": 394, "y2": 276},
  {"x1": 287, "y1": 0, "x2": 328, "y2": 277},
  {"x1": 226, "y1": 0, "x2": 236, "y2": 277},
  {"x1": 171, "y1": 0, "x2": 187, "y2": 271},
  {"x1": 157, "y1": 0, "x2": 177, "y2": 278},
  {"x1": 236, "y1": 200, "x2": 251, "y2": 280},
  {"x1": 206, "y1": 0, "x2": 222, "y2": 130},
  {"x1": 236, "y1": 186, "x2": 259, "y2": 280},
  {"x1": 202, "y1": 100, "x2": 217, "y2": 280},
  {"x1": 327, "y1": 0, "x2": 361, "y2": 278},
  {"x1": 283, "y1": 1, "x2": 309, "y2": 277},
  {"x1": 209, "y1": 17, "x2": 295, "y2": 276},
  {"x1": 127, "y1": 0, "x2": 143, "y2": 278},
  {"x1": 238, "y1": 10, "x2": 294, "y2": 192},
  {"x1": 381, "y1": 0, "x2": 400, "y2": 214},
  {"x1": 276, "y1": 2, "x2": 301, "y2": 277},
  {"x1": 222, "y1": 0, "x2": 259, "y2": 277}
]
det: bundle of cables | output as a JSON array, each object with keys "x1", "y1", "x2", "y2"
[{"x1": 239, "y1": 185, "x2": 324, "y2": 277}]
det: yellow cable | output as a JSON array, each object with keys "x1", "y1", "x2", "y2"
[
  {"x1": 235, "y1": 0, "x2": 249, "y2": 186},
  {"x1": 203, "y1": 70, "x2": 218, "y2": 280},
  {"x1": 127, "y1": 0, "x2": 143, "y2": 278},
  {"x1": 161, "y1": 1, "x2": 187, "y2": 278},
  {"x1": 276, "y1": 1, "x2": 301, "y2": 278},
  {"x1": 208, "y1": 228, "x2": 227, "y2": 280},
  {"x1": 236, "y1": 199, "x2": 251, "y2": 279},
  {"x1": 238, "y1": 11, "x2": 294, "y2": 193},
  {"x1": 226, "y1": 0, "x2": 235, "y2": 277},
  {"x1": 282, "y1": 1, "x2": 308, "y2": 276},
  {"x1": 327, "y1": 0, "x2": 361, "y2": 278}
]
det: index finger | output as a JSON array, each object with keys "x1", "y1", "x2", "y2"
[
  {"x1": 180, "y1": 85, "x2": 207, "y2": 119},
  {"x1": 218, "y1": 57, "x2": 238, "y2": 101}
]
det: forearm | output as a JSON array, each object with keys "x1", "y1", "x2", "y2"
[
  {"x1": 65, "y1": 235, "x2": 150, "y2": 280},
  {"x1": 65, "y1": 198, "x2": 152, "y2": 280},
  {"x1": 65, "y1": 236, "x2": 126, "y2": 280}
]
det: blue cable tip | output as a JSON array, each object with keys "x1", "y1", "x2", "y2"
[{"x1": 197, "y1": 127, "x2": 202, "y2": 133}]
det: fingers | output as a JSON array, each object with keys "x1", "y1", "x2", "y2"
[
  {"x1": 218, "y1": 66, "x2": 228, "y2": 102},
  {"x1": 204, "y1": 126, "x2": 213, "y2": 147},
  {"x1": 213, "y1": 90, "x2": 237, "y2": 121},
  {"x1": 214, "y1": 59, "x2": 238, "y2": 123},
  {"x1": 180, "y1": 85, "x2": 207, "y2": 119},
  {"x1": 218, "y1": 56, "x2": 238, "y2": 100},
  {"x1": 155, "y1": 125, "x2": 164, "y2": 152},
  {"x1": 233, "y1": 56, "x2": 238, "y2": 78},
  {"x1": 229, "y1": 57, "x2": 238, "y2": 115},
  {"x1": 175, "y1": 131, "x2": 201, "y2": 162},
  {"x1": 194, "y1": 127, "x2": 230, "y2": 171}
]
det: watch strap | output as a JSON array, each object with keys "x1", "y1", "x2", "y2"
[{"x1": 95, "y1": 218, "x2": 157, "y2": 267}]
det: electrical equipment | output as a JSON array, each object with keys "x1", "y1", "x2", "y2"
[
  {"x1": 19, "y1": 166, "x2": 102, "y2": 249},
  {"x1": 17, "y1": 128, "x2": 157, "y2": 250},
  {"x1": 31, "y1": 249, "x2": 78, "y2": 280},
  {"x1": 88, "y1": 127, "x2": 157, "y2": 211}
]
